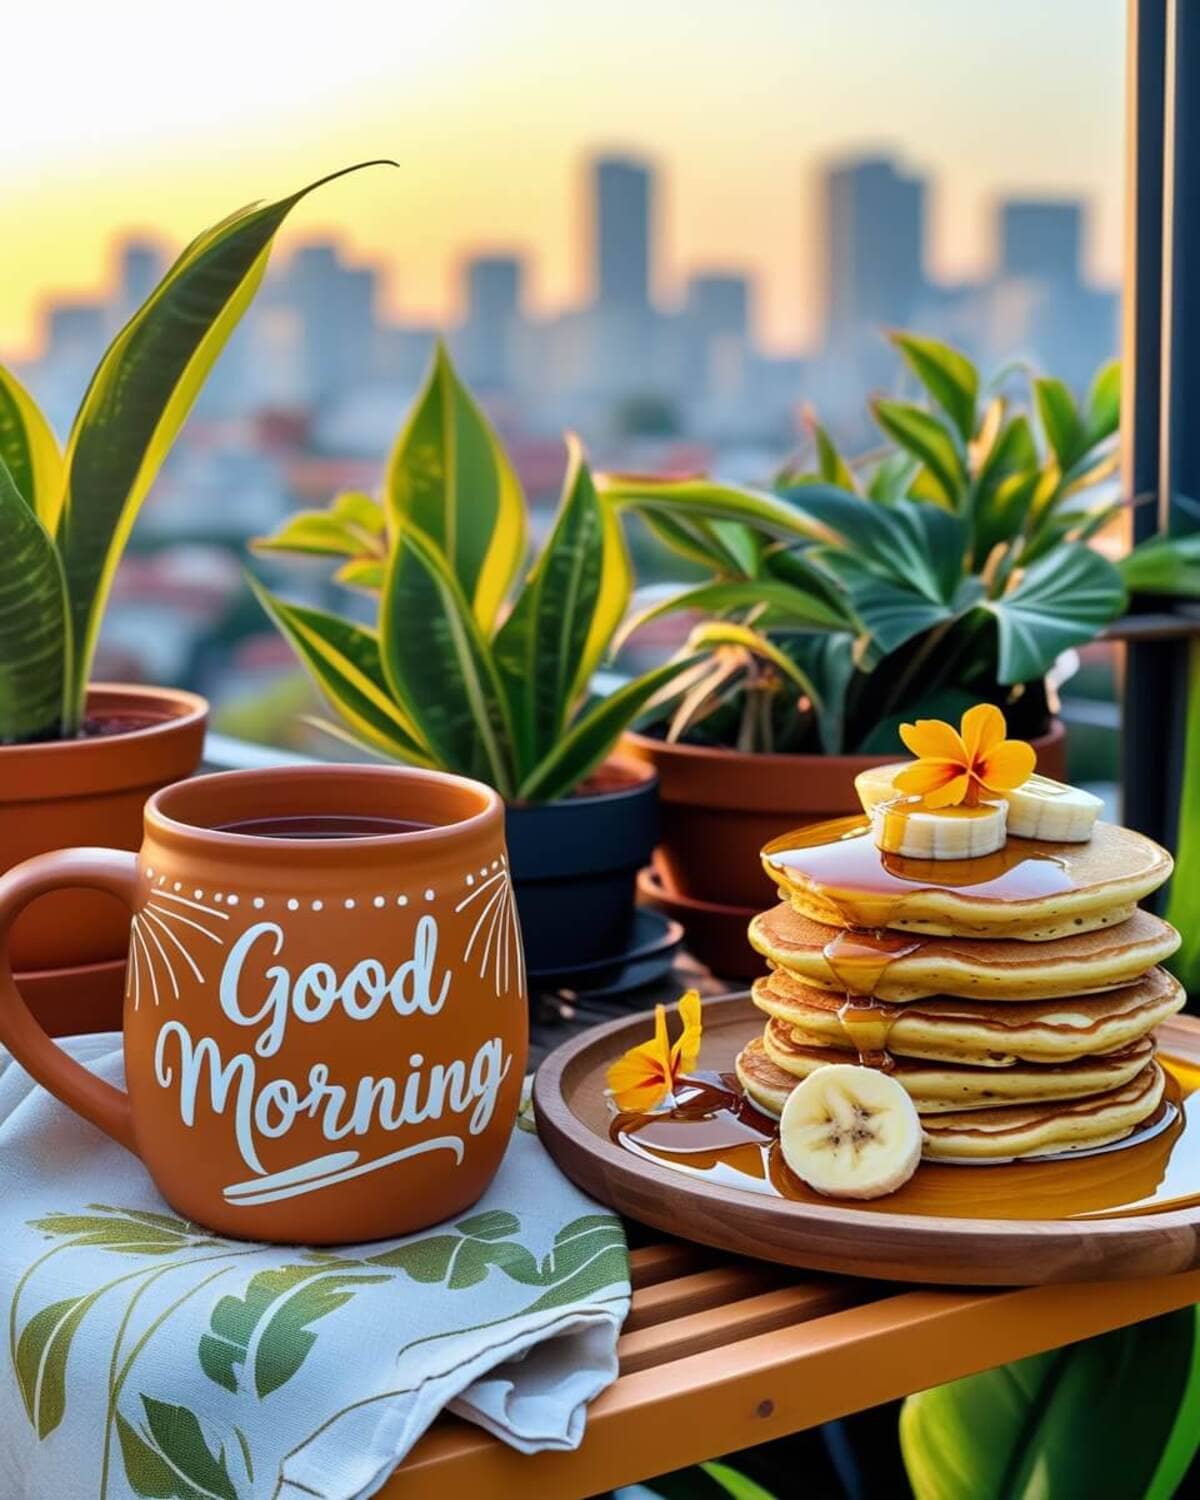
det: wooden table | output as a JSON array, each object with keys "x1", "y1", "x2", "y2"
[{"x1": 377, "y1": 967, "x2": 1200, "y2": 1497}]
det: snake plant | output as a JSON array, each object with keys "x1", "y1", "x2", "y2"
[
  {"x1": 251, "y1": 345, "x2": 797, "y2": 803},
  {"x1": 0, "y1": 161, "x2": 391, "y2": 745},
  {"x1": 602, "y1": 332, "x2": 1200, "y2": 755}
]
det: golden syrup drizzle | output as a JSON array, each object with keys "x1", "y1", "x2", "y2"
[
  {"x1": 763, "y1": 815, "x2": 1074, "y2": 931},
  {"x1": 611, "y1": 1064, "x2": 1200, "y2": 1221}
]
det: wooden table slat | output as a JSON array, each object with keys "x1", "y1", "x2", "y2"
[
  {"x1": 628, "y1": 1240, "x2": 711, "y2": 1289},
  {"x1": 624, "y1": 1263, "x2": 787, "y2": 1334},
  {"x1": 379, "y1": 1268, "x2": 1200, "y2": 1499}
]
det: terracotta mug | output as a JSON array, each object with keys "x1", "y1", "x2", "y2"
[{"x1": 0, "y1": 765, "x2": 529, "y2": 1244}]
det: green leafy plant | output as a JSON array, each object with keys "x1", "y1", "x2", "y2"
[
  {"x1": 252, "y1": 344, "x2": 706, "y2": 802},
  {"x1": 602, "y1": 333, "x2": 1200, "y2": 755},
  {"x1": 0, "y1": 161, "x2": 392, "y2": 746},
  {"x1": 900, "y1": 1306, "x2": 1200, "y2": 1499}
]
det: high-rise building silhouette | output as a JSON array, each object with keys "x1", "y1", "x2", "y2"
[
  {"x1": 592, "y1": 156, "x2": 653, "y2": 310},
  {"x1": 686, "y1": 273, "x2": 750, "y2": 343},
  {"x1": 116, "y1": 239, "x2": 167, "y2": 322},
  {"x1": 460, "y1": 254, "x2": 524, "y2": 389},
  {"x1": 824, "y1": 156, "x2": 926, "y2": 340},
  {"x1": 287, "y1": 243, "x2": 378, "y2": 402},
  {"x1": 999, "y1": 200, "x2": 1082, "y2": 282}
]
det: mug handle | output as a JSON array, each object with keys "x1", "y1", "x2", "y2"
[{"x1": 0, "y1": 848, "x2": 138, "y2": 1153}]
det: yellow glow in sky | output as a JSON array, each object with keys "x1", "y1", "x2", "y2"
[{"x1": 2, "y1": 0, "x2": 1124, "y2": 358}]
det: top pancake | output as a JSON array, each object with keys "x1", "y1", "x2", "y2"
[
  {"x1": 762, "y1": 817, "x2": 1172, "y2": 940},
  {"x1": 748, "y1": 903, "x2": 1181, "y2": 1001}
]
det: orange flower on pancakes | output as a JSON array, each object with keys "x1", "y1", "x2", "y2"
[
  {"x1": 894, "y1": 704, "x2": 1036, "y2": 809},
  {"x1": 606, "y1": 990, "x2": 703, "y2": 1112}
]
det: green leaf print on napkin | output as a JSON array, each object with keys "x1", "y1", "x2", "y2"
[
  {"x1": 15, "y1": 1288, "x2": 106, "y2": 1437},
  {"x1": 116, "y1": 1396, "x2": 239, "y2": 1500},
  {"x1": 29, "y1": 1206, "x2": 219, "y2": 1256},
  {"x1": 366, "y1": 1209, "x2": 542, "y2": 1288},
  {"x1": 523, "y1": 1216, "x2": 629, "y2": 1313},
  {"x1": 199, "y1": 1266, "x2": 389, "y2": 1398}
]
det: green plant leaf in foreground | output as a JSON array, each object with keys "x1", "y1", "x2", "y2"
[
  {"x1": 116, "y1": 1396, "x2": 238, "y2": 1500},
  {"x1": 1120, "y1": 533, "x2": 1200, "y2": 596},
  {"x1": 0, "y1": 457, "x2": 69, "y2": 743},
  {"x1": 889, "y1": 330, "x2": 979, "y2": 444},
  {"x1": 871, "y1": 398, "x2": 965, "y2": 509},
  {"x1": 55, "y1": 160, "x2": 394, "y2": 727},
  {"x1": 252, "y1": 490, "x2": 386, "y2": 562},
  {"x1": 900, "y1": 1306, "x2": 1200, "y2": 1500}
]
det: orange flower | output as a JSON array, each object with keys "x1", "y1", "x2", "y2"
[
  {"x1": 893, "y1": 704, "x2": 1036, "y2": 809},
  {"x1": 606, "y1": 990, "x2": 703, "y2": 1112}
]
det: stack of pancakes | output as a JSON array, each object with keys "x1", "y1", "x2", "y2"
[{"x1": 735, "y1": 820, "x2": 1184, "y2": 1162}]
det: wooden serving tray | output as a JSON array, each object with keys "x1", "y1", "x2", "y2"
[{"x1": 533, "y1": 994, "x2": 1200, "y2": 1285}]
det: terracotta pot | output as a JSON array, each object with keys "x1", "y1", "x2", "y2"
[
  {"x1": 0, "y1": 764, "x2": 528, "y2": 1245},
  {"x1": 0, "y1": 684, "x2": 208, "y2": 973},
  {"x1": 506, "y1": 755, "x2": 658, "y2": 975},
  {"x1": 637, "y1": 866, "x2": 760, "y2": 980},
  {"x1": 624, "y1": 720, "x2": 1067, "y2": 912},
  {"x1": 14, "y1": 956, "x2": 127, "y2": 1038}
]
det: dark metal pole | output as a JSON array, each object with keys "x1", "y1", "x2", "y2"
[{"x1": 1121, "y1": 0, "x2": 1184, "y2": 854}]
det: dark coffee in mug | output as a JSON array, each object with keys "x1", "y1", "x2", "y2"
[{"x1": 216, "y1": 815, "x2": 433, "y2": 839}]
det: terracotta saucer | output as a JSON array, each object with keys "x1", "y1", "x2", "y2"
[
  {"x1": 638, "y1": 866, "x2": 760, "y2": 979},
  {"x1": 14, "y1": 955, "x2": 127, "y2": 1037}
]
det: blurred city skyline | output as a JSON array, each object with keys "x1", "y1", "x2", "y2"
[{"x1": 4, "y1": 0, "x2": 1123, "y2": 358}]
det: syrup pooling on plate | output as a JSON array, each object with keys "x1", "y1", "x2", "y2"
[
  {"x1": 763, "y1": 815, "x2": 1075, "y2": 930},
  {"x1": 611, "y1": 1063, "x2": 1200, "y2": 1220}
]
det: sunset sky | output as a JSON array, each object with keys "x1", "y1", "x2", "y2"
[{"x1": 4, "y1": 0, "x2": 1124, "y2": 359}]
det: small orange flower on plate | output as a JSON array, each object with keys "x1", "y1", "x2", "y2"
[
  {"x1": 606, "y1": 990, "x2": 702, "y2": 1112},
  {"x1": 894, "y1": 704, "x2": 1036, "y2": 809}
]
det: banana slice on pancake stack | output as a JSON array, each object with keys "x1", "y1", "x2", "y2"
[{"x1": 735, "y1": 705, "x2": 1182, "y2": 1193}]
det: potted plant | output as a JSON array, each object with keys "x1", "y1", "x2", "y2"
[
  {"x1": 601, "y1": 334, "x2": 1182, "y2": 967},
  {"x1": 0, "y1": 161, "x2": 387, "y2": 1027},
  {"x1": 250, "y1": 344, "x2": 699, "y2": 978}
]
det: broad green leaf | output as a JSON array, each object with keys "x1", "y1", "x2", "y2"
[
  {"x1": 1165, "y1": 639, "x2": 1200, "y2": 995},
  {"x1": 1084, "y1": 358, "x2": 1121, "y2": 446},
  {"x1": 574, "y1": 487, "x2": 633, "y2": 699},
  {"x1": 384, "y1": 341, "x2": 525, "y2": 630},
  {"x1": 492, "y1": 441, "x2": 609, "y2": 774},
  {"x1": 29, "y1": 1205, "x2": 215, "y2": 1255},
  {"x1": 597, "y1": 473, "x2": 824, "y2": 545},
  {"x1": 16, "y1": 1290, "x2": 104, "y2": 1436},
  {"x1": 871, "y1": 399, "x2": 966, "y2": 509},
  {"x1": 117, "y1": 1396, "x2": 237, "y2": 1500},
  {"x1": 866, "y1": 451, "x2": 918, "y2": 504},
  {"x1": 1033, "y1": 376, "x2": 1084, "y2": 469},
  {"x1": 972, "y1": 467, "x2": 1040, "y2": 567},
  {"x1": 335, "y1": 557, "x2": 387, "y2": 591},
  {"x1": 636, "y1": 507, "x2": 744, "y2": 572},
  {"x1": 984, "y1": 543, "x2": 1126, "y2": 683},
  {"x1": 379, "y1": 522, "x2": 516, "y2": 795},
  {"x1": 56, "y1": 162, "x2": 393, "y2": 724},
  {"x1": 889, "y1": 331, "x2": 979, "y2": 442},
  {"x1": 776, "y1": 632, "x2": 859, "y2": 753},
  {"x1": 517, "y1": 654, "x2": 703, "y2": 803},
  {"x1": 1120, "y1": 533, "x2": 1200, "y2": 596},
  {"x1": 616, "y1": 577, "x2": 853, "y2": 652},
  {"x1": 900, "y1": 1306, "x2": 1200, "y2": 1500},
  {"x1": 856, "y1": 686, "x2": 981, "y2": 755},
  {"x1": 811, "y1": 419, "x2": 858, "y2": 491},
  {"x1": 252, "y1": 491, "x2": 386, "y2": 561},
  {"x1": 0, "y1": 459, "x2": 69, "y2": 742},
  {"x1": 0, "y1": 364, "x2": 63, "y2": 526},
  {"x1": 700, "y1": 1461, "x2": 782, "y2": 1500},
  {"x1": 808, "y1": 551, "x2": 982, "y2": 658},
  {"x1": 247, "y1": 578, "x2": 433, "y2": 765},
  {"x1": 199, "y1": 1265, "x2": 387, "y2": 1398}
]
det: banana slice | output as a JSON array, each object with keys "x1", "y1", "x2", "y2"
[
  {"x1": 779, "y1": 1063, "x2": 923, "y2": 1199},
  {"x1": 1004, "y1": 775, "x2": 1102, "y2": 841},
  {"x1": 870, "y1": 797, "x2": 1008, "y2": 859},
  {"x1": 857, "y1": 764, "x2": 1100, "y2": 844}
]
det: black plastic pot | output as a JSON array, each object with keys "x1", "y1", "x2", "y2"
[{"x1": 505, "y1": 755, "x2": 659, "y2": 978}]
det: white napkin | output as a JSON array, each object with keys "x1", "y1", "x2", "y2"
[{"x1": 0, "y1": 1035, "x2": 629, "y2": 1499}]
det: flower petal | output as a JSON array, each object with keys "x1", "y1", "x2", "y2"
[
  {"x1": 960, "y1": 703, "x2": 1006, "y2": 764},
  {"x1": 893, "y1": 760, "x2": 964, "y2": 796},
  {"x1": 671, "y1": 989, "x2": 703, "y2": 1076},
  {"x1": 922, "y1": 772, "x2": 972, "y2": 808},
  {"x1": 978, "y1": 739, "x2": 1037, "y2": 792},
  {"x1": 606, "y1": 1005, "x2": 673, "y2": 1111},
  {"x1": 899, "y1": 719, "x2": 967, "y2": 763}
]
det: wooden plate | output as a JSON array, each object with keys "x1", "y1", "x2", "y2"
[{"x1": 533, "y1": 993, "x2": 1200, "y2": 1285}]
